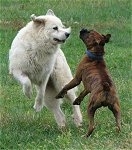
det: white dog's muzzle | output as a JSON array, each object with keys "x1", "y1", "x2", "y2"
[{"x1": 53, "y1": 27, "x2": 71, "y2": 43}]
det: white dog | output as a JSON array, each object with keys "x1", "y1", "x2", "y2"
[{"x1": 9, "y1": 9, "x2": 82, "y2": 127}]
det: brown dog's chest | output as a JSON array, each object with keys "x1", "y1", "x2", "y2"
[{"x1": 78, "y1": 56, "x2": 112, "y2": 91}]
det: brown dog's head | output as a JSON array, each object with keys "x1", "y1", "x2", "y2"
[{"x1": 80, "y1": 29, "x2": 111, "y2": 55}]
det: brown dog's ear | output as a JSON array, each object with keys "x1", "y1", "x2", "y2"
[{"x1": 103, "y1": 34, "x2": 111, "y2": 43}]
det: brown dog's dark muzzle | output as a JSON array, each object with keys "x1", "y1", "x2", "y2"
[
  {"x1": 80, "y1": 28, "x2": 88, "y2": 34},
  {"x1": 79, "y1": 28, "x2": 89, "y2": 39}
]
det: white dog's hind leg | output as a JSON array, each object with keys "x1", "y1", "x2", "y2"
[
  {"x1": 44, "y1": 81, "x2": 66, "y2": 127},
  {"x1": 52, "y1": 106, "x2": 66, "y2": 128},
  {"x1": 66, "y1": 91, "x2": 82, "y2": 127},
  {"x1": 13, "y1": 70, "x2": 32, "y2": 98},
  {"x1": 51, "y1": 49, "x2": 83, "y2": 127}
]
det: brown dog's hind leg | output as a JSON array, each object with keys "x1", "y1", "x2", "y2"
[
  {"x1": 86, "y1": 104, "x2": 98, "y2": 137},
  {"x1": 73, "y1": 89, "x2": 89, "y2": 105},
  {"x1": 108, "y1": 102, "x2": 121, "y2": 132}
]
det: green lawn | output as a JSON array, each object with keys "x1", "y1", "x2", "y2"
[{"x1": 0, "y1": 0, "x2": 131, "y2": 149}]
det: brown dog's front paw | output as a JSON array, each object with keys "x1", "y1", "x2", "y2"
[
  {"x1": 73, "y1": 100, "x2": 80, "y2": 105},
  {"x1": 73, "y1": 98, "x2": 81, "y2": 105},
  {"x1": 55, "y1": 94, "x2": 63, "y2": 99},
  {"x1": 55, "y1": 91, "x2": 67, "y2": 99}
]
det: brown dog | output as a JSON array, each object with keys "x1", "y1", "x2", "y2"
[{"x1": 56, "y1": 29, "x2": 121, "y2": 137}]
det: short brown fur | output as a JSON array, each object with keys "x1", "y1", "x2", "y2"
[{"x1": 56, "y1": 29, "x2": 121, "y2": 137}]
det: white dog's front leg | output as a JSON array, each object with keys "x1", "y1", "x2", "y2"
[
  {"x1": 33, "y1": 83, "x2": 46, "y2": 112},
  {"x1": 33, "y1": 70, "x2": 52, "y2": 112},
  {"x1": 33, "y1": 85, "x2": 44, "y2": 112}
]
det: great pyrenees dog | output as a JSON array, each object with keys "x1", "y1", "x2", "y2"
[{"x1": 9, "y1": 9, "x2": 82, "y2": 127}]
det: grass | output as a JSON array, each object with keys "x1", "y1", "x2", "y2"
[{"x1": 0, "y1": 0, "x2": 132, "y2": 149}]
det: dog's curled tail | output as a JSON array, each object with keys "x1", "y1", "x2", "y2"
[{"x1": 103, "y1": 82, "x2": 110, "y2": 91}]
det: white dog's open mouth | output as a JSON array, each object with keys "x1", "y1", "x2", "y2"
[{"x1": 54, "y1": 38, "x2": 65, "y2": 43}]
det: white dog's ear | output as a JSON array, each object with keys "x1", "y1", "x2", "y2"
[
  {"x1": 46, "y1": 9, "x2": 55, "y2": 16},
  {"x1": 30, "y1": 14, "x2": 45, "y2": 24},
  {"x1": 30, "y1": 14, "x2": 36, "y2": 21}
]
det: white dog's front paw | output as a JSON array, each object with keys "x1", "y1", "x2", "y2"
[
  {"x1": 33, "y1": 103, "x2": 44, "y2": 112},
  {"x1": 72, "y1": 114, "x2": 83, "y2": 127},
  {"x1": 23, "y1": 84, "x2": 32, "y2": 99}
]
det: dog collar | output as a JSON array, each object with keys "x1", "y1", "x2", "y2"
[{"x1": 86, "y1": 50, "x2": 103, "y2": 60}]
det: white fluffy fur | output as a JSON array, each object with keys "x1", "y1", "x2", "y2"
[{"x1": 9, "y1": 9, "x2": 82, "y2": 127}]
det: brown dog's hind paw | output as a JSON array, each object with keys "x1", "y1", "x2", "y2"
[
  {"x1": 116, "y1": 126, "x2": 121, "y2": 133},
  {"x1": 86, "y1": 132, "x2": 93, "y2": 138},
  {"x1": 86, "y1": 126, "x2": 95, "y2": 137},
  {"x1": 81, "y1": 133, "x2": 91, "y2": 138}
]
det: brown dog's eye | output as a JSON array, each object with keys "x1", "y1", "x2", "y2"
[{"x1": 53, "y1": 26, "x2": 58, "y2": 30}]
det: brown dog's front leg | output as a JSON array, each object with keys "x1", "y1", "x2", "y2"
[
  {"x1": 56, "y1": 78, "x2": 81, "y2": 99},
  {"x1": 73, "y1": 89, "x2": 89, "y2": 105},
  {"x1": 55, "y1": 88, "x2": 67, "y2": 99}
]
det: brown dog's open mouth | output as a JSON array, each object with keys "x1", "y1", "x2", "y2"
[{"x1": 54, "y1": 38, "x2": 65, "y2": 43}]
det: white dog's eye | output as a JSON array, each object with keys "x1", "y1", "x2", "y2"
[{"x1": 53, "y1": 26, "x2": 58, "y2": 30}]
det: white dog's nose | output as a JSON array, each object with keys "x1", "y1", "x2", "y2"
[{"x1": 65, "y1": 32, "x2": 70, "y2": 38}]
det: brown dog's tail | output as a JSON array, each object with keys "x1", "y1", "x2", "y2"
[{"x1": 103, "y1": 82, "x2": 110, "y2": 91}]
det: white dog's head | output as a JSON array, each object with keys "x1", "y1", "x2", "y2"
[{"x1": 30, "y1": 9, "x2": 71, "y2": 45}]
